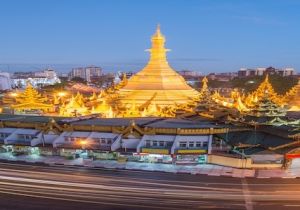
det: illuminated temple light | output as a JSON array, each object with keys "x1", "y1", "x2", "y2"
[
  {"x1": 10, "y1": 92, "x2": 19, "y2": 97},
  {"x1": 57, "y1": 91, "x2": 67, "y2": 97}
]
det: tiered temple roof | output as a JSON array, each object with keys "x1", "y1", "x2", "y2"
[
  {"x1": 286, "y1": 79, "x2": 300, "y2": 111},
  {"x1": 11, "y1": 83, "x2": 53, "y2": 112},
  {"x1": 245, "y1": 75, "x2": 284, "y2": 107}
]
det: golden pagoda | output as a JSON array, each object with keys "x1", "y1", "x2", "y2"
[
  {"x1": 91, "y1": 100, "x2": 114, "y2": 117},
  {"x1": 11, "y1": 82, "x2": 53, "y2": 113},
  {"x1": 245, "y1": 75, "x2": 283, "y2": 106},
  {"x1": 117, "y1": 25, "x2": 199, "y2": 109},
  {"x1": 286, "y1": 79, "x2": 300, "y2": 111},
  {"x1": 59, "y1": 92, "x2": 89, "y2": 117},
  {"x1": 199, "y1": 77, "x2": 209, "y2": 98}
]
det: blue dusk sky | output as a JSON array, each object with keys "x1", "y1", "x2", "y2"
[{"x1": 0, "y1": 0, "x2": 299, "y2": 74}]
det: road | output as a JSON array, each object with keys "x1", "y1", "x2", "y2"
[{"x1": 0, "y1": 161, "x2": 300, "y2": 210}]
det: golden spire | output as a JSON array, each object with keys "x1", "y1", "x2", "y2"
[
  {"x1": 265, "y1": 74, "x2": 269, "y2": 83},
  {"x1": 201, "y1": 77, "x2": 208, "y2": 91},
  {"x1": 148, "y1": 24, "x2": 170, "y2": 63}
]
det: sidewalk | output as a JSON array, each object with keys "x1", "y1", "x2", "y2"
[{"x1": 0, "y1": 152, "x2": 297, "y2": 179}]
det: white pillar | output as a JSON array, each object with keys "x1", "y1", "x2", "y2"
[{"x1": 208, "y1": 135, "x2": 212, "y2": 154}]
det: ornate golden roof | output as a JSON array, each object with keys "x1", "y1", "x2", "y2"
[
  {"x1": 287, "y1": 79, "x2": 300, "y2": 111},
  {"x1": 11, "y1": 83, "x2": 53, "y2": 111},
  {"x1": 118, "y1": 25, "x2": 199, "y2": 107}
]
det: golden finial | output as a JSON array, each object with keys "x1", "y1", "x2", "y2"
[
  {"x1": 153, "y1": 23, "x2": 163, "y2": 38},
  {"x1": 264, "y1": 74, "x2": 269, "y2": 82},
  {"x1": 156, "y1": 24, "x2": 161, "y2": 33}
]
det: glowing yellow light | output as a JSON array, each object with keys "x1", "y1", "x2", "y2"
[
  {"x1": 79, "y1": 140, "x2": 87, "y2": 146},
  {"x1": 10, "y1": 92, "x2": 18, "y2": 97},
  {"x1": 57, "y1": 92, "x2": 67, "y2": 97}
]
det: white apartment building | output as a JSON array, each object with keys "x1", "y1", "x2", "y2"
[
  {"x1": 12, "y1": 68, "x2": 61, "y2": 88},
  {"x1": 0, "y1": 71, "x2": 12, "y2": 90},
  {"x1": 69, "y1": 66, "x2": 102, "y2": 82}
]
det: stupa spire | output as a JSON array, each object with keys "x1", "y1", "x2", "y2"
[
  {"x1": 148, "y1": 24, "x2": 169, "y2": 63},
  {"x1": 153, "y1": 24, "x2": 164, "y2": 38}
]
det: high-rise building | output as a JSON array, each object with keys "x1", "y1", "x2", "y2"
[{"x1": 69, "y1": 66, "x2": 102, "y2": 82}]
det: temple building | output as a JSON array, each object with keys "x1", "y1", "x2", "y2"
[
  {"x1": 0, "y1": 113, "x2": 299, "y2": 169},
  {"x1": 117, "y1": 25, "x2": 199, "y2": 110},
  {"x1": 11, "y1": 83, "x2": 53, "y2": 114}
]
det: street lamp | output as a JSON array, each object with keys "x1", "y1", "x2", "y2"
[{"x1": 79, "y1": 139, "x2": 88, "y2": 150}]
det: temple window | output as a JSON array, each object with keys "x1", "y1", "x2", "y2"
[
  {"x1": 167, "y1": 142, "x2": 173, "y2": 147},
  {"x1": 179, "y1": 142, "x2": 187, "y2": 148},
  {"x1": 0, "y1": 133, "x2": 9, "y2": 139},
  {"x1": 189, "y1": 142, "x2": 194, "y2": 148},
  {"x1": 145, "y1": 140, "x2": 151, "y2": 147},
  {"x1": 18, "y1": 134, "x2": 34, "y2": 140},
  {"x1": 159, "y1": 141, "x2": 165, "y2": 147},
  {"x1": 153, "y1": 141, "x2": 158, "y2": 147}
]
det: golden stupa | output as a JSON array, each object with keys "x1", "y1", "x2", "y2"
[{"x1": 117, "y1": 25, "x2": 199, "y2": 108}]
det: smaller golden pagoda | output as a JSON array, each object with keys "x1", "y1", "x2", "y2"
[
  {"x1": 245, "y1": 75, "x2": 283, "y2": 107},
  {"x1": 91, "y1": 100, "x2": 114, "y2": 118},
  {"x1": 59, "y1": 92, "x2": 89, "y2": 117},
  {"x1": 286, "y1": 79, "x2": 300, "y2": 111},
  {"x1": 198, "y1": 77, "x2": 209, "y2": 98},
  {"x1": 11, "y1": 82, "x2": 53, "y2": 113}
]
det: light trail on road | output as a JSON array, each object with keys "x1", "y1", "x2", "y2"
[{"x1": 0, "y1": 161, "x2": 300, "y2": 210}]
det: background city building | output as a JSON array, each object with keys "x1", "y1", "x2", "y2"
[
  {"x1": 238, "y1": 66, "x2": 296, "y2": 77},
  {"x1": 11, "y1": 68, "x2": 61, "y2": 88},
  {"x1": 0, "y1": 72, "x2": 12, "y2": 90},
  {"x1": 69, "y1": 66, "x2": 102, "y2": 82}
]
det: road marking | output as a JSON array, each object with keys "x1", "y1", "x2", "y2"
[{"x1": 242, "y1": 179, "x2": 253, "y2": 210}]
